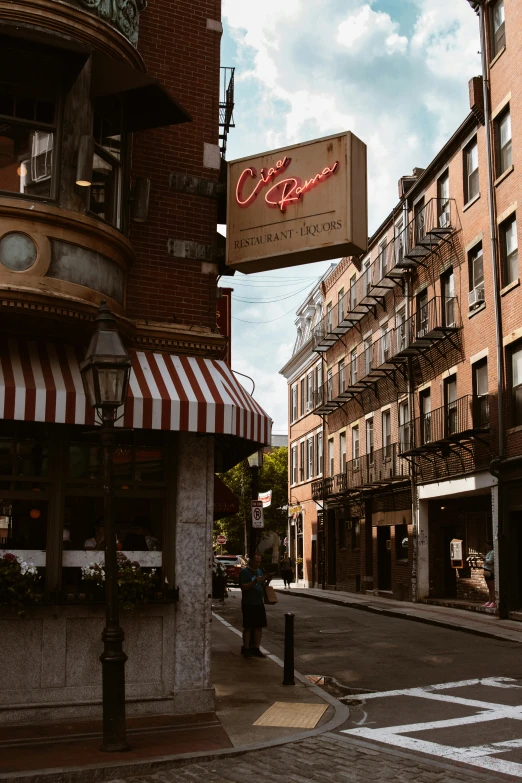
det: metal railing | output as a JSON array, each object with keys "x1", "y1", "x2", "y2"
[
  {"x1": 312, "y1": 198, "x2": 457, "y2": 352},
  {"x1": 219, "y1": 67, "x2": 235, "y2": 157},
  {"x1": 313, "y1": 297, "x2": 461, "y2": 411},
  {"x1": 398, "y1": 394, "x2": 490, "y2": 454},
  {"x1": 311, "y1": 477, "x2": 333, "y2": 500},
  {"x1": 347, "y1": 443, "x2": 410, "y2": 489}
]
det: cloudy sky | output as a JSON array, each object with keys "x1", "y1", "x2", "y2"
[{"x1": 219, "y1": 0, "x2": 481, "y2": 435}]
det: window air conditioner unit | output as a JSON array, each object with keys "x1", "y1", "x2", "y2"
[
  {"x1": 306, "y1": 401, "x2": 313, "y2": 412},
  {"x1": 468, "y1": 286, "x2": 485, "y2": 308}
]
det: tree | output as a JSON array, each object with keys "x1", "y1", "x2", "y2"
[{"x1": 214, "y1": 447, "x2": 288, "y2": 555}]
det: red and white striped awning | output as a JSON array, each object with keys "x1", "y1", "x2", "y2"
[{"x1": 0, "y1": 339, "x2": 272, "y2": 445}]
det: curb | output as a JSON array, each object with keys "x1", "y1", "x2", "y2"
[
  {"x1": 276, "y1": 588, "x2": 522, "y2": 645},
  {"x1": 0, "y1": 616, "x2": 349, "y2": 783}
]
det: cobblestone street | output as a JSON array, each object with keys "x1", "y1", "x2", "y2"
[{"x1": 109, "y1": 733, "x2": 507, "y2": 783}]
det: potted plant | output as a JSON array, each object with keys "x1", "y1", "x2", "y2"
[
  {"x1": 0, "y1": 553, "x2": 42, "y2": 612},
  {"x1": 81, "y1": 553, "x2": 159, "y2": 611}
]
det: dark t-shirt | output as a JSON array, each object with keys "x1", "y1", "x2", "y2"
[{"x1": 239, "y1": 566, "x2": 264, "y2": 606}]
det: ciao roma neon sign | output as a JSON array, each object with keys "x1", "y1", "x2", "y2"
[{"x1": 235, "y1": 155, "x2": 340, "y2": 213}]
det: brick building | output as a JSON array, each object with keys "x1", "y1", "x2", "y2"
[
  {"x1": 283, "y1": 0, "x2": 521, "y2": 616},
  {"x1": 0, "y1": 0, "x2": 270, "y2": 722}
]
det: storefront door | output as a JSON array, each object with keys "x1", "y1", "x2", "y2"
[{"x1": 377, "y1": 525, "x2": 391, "y2": 590}]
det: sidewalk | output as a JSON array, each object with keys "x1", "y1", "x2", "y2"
[
  {"x1": 275, "y1": 585, "x2": 522, "y2": 644},
  {"x1": 0, "y1": 599, "x2": 345, "y2": 782}
]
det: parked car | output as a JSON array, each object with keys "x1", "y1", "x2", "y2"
[{"x1": 214, "y1": 555, "x2": 243, "y2": 585}]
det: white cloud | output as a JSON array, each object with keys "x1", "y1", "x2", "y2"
[{"x1": 337, "y1": 5, "x2": 407, "y2": 56}]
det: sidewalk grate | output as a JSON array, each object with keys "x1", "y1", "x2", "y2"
[{"x1": 253, "y1": 702, "x2": 328, "y2": 729}]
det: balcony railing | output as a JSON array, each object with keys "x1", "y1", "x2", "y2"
[
  {"x1": 399, "y1": 394, "x2": 490, "y2": 456},
  {"x1": 219, "y1": 67, "x2": 235, "y2": 157},
  {"x1": 313, "y1": 297, "x2": 461, "y2": 414},
  {"x1": 312, "y1": 198, "x2": 457, "y2": 352},
  {"x1": 311, "y1": 477, "x2": 334, "y2": 500},
  {"x1": 311, "y1": 444, "x2": 409, "y2": 499}
]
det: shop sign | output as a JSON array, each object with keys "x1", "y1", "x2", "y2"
[
  {"x1": 251, "y1": 500, "x2": 264, "y2": 529},
  {"x1": 258, "y1": 490, "x2": 272, "y2": 508},
  {"x1": 289, "y1": 504, "x2": 302, "y2": 515},
  {"x1": 226, "y1": 132, "x2": 367, "y2": 273}
]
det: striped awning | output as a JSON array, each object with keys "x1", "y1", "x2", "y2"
[{"x1": 0, "y1": 339, "x2": 272, "y2": 445}]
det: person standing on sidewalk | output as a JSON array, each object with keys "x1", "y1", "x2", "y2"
[
  {"x1": 239, "y1": 554, "x2": 269, "y2": 659},
  {"x1": 483, "y1": 545, "x2": 496, "y2": 608},
  {"x1": 280, "y1": 555, "x2": 293, "y2": 588}
]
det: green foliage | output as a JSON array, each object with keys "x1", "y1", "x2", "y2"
[
  {"x1": 214, "y1": 447, "x2": 288, "y2": 555},
  {"x1": 0, "y1": 553, "x2": 42, "y2": 608},
  {"x1": 81, "y1": 553, "x2": 159, "y2": 611}
]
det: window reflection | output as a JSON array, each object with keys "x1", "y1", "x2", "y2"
[{"x1": 90, "y1": 97, "x2": 123, "y2": 227}]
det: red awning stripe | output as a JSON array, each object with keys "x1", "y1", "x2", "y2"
[{"x1": 0, "y1": 340, "x2": 272, "y2": 445}]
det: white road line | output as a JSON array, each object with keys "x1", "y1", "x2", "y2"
[
  {"x1": 406, "y1": 688, "x2": 512, "y2": 711},
  {"x1": 346, "y1": 676, "x2": 521, "y2": 701}
]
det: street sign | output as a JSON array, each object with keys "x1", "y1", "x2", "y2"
[
  {"x1": 216, "y1": 534, "x2": 227, "y2": 545},
  {"x1": 258, "y1": 490, "x2": 272, "y2": 508},
  {"x1": 251, "y1": 500, "x2": 264, "y2": 529}
]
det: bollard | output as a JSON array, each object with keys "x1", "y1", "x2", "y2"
[{"x1": 282, "y1": 612, "x2": 295, "y2": 686}]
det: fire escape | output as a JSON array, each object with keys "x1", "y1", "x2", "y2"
[{"x1": 219, "y1": 67, "x2": 235, "y2": 158}]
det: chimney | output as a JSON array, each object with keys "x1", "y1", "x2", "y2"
[
  {"x1": 469, "y1": 76, "x2": 485, "y2": 124},
  {"x1": 398, "y1": 168, "x2": 425, "y2": 198}
]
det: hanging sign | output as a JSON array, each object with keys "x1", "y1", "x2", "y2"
[
  {"x1": 226, "y1": 131, "x2": 367, "y2": 274},
  {"x1": 251, "y1": 500, "x2": 264, "y2": 529},
  {"x1": 258, "y1": 490, "x2": 272, "y2": 508}
]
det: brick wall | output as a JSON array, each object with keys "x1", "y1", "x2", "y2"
[{"x1": 128, "y1": 0, "x2": 221, "y2": 328}]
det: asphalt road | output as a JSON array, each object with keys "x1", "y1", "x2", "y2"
[{"x1": 215, "y1": 588, "x2": 522, "y2": 779}]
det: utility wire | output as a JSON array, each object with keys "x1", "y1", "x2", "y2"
[
  {"x1": 232, "y1": 283, "x2": 313, "y2": 304},
  {"x1": 232, "y1": 304, "x2": 299, "y2": 324}
]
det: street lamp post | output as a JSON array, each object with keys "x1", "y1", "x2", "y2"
[{"x1": 80, "y1": 301, "x2": 132, "y2": 752}]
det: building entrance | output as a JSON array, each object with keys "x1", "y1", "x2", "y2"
[{"x1": 377, "y1": 525, "x2": 391, "y2": 591}]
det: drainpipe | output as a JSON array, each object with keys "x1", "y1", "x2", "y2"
[{"x1": 475, "y1": 1, "x2": 507, "y2": 616}]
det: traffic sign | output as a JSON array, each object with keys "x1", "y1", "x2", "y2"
[
  {"x1": 216, "y1": 534, "x2": 227, "y2": 545},
  {"x1": 251, "y1": 500, "x2": 264, "y2": 529}
]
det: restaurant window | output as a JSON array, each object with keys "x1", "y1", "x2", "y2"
[
  {"x1": 300, "y1": 378, "x2": 305, "y2": 416},
  {"x1": 495, "y1": 107, "x2": 512, "y2": 177},
  {"x1": 90, "y1": 97, "x2": 124, "y2": 228},
  {"x1": 339, "y1": 358, "x2": 345, "y2": 393},
  {"x1": 306, "y1": 437, "x2": 314, "y2": 480},
  {"x1": 420, "y1": 389, "x2": 431, "y2": 444},
  {"x1": 316, "y1": 431, "x2": 323, "y2": 475},
  {"x1": 438, "y1": 170, "x2": 450, "y2": 227},
  {"x1": 445, "y1": 375, "x2": 458, "y2": 436},
  {"x1": 351, "y1": 348, "x2": 358, "y2": 385},
  {"x1": 352, "y1": 426, "x2": 359, "y2": 468},
  {"x1": 0, "y1": 48, "x2": 58, "y2": 199},
  {"x1": 351, "y1": 518, "x2": 360, "y2": 550},
  {"x1": 464, "y1": 137, "x2": 479, "y2": 204},
  {"x1": 328, "y1": 438, "x2": 334, "y2": 477},
  {"x1": 366, "y1": 418, "x2": 374, "y2": 464},
  {"x1": 340, "y1": 431, "x2": 347, "y2": 473},
  {"x1": 349, "y1": 274, "x2": 357, "y2": 310},
  {"x1": 395, "y1": 523, "x2": 409, "y2": 561},
  {"x1": 473, "y1": 359, "x2": 489, "y2": 427},
  {"x1": 291, "y1": 384, "x2": 298, "y2": 423},
  {"x1": 469, "y1": 243, "x2": 484, "y2": 308},
  {"x1": 338, "y1": 288, "x2": 345, "y2": 324},
  {"x1": 291, "y1": 444, "x2": 298, "y2": 485},
  {"x1": 382, "y1": 410, "x2": 391, "y2": 458},
  {"x1": 299, "y1": 441, "x2": 305, "y2": 481},
  {"x1": 501, "y1": 215, "x2": 518, "y2": 286},
  {"x1": 510, "y1": 342, "x2": 522, "y2": 426},
  {"x1": 491, "y1": 0, "x2": 505, "y2": 57}
]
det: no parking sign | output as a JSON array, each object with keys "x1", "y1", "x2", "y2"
[{"x1": 251, "y1": 500, "x2": 264, "y2": 529}]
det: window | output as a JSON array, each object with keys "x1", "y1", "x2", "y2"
[
  {"x1": 351, "y1": 348, "x2": 358, "y2": 385},
  {"x1": 299, "y1": 441, "x2": 305, "y2": 481},
  {"x1": 328, "y1": 438, "x2": 334, "y2": 477},
  {"x1": 340, "y1": 432, "x2": 347, "y2": 472},
  {"x1": 364, "y1": 336, "x2": 372, "y2": 376},
  {"x1": 306, "y1": 437, "x2": 314, "y2": 480},
  {"x1": 417, "y1": 291, "x2": 429, "y2": 338},
  {"x1": 0, "y1": 49, "x2": 58, "y2": 199},
  {"x1": 327, "y1": 368, "x2": 333, "y2": 401},
  {"x1": 91, "y1": 97, "x2": 123, "y2": 227},
  {"x1": 501, "y1": 215, "x2": 518, "y2": 286},
  {"x1": 399, "y1": 402, "x2": 410, "y2": 452},
  {"x1": 473, "y1": 360, "x2": 489, "y2": 426},
  {"x1": 339, "y1": 358, "x2": 345, "y2": 393},
  {"x1": 290, "y1": 444, "x2": 296, "y2": 484},
  {"x1": 338, "y1": 288, "x2": 345, "y2": 324},
  {"x1": 397, "y1": 307, "x2": 407, "y2": 350},
  {"x1": 420, "y1": 390, "x2": 431, "y2": 444},
  {"x1": 496, "y1": 108, "x2": 512, "y2": 176},
  {"x1": 395, "y1": 523, "x2": 409, "y2": 561},
  {"x1": 316, "y1": 431, "x2": 323, "y2": 475},
  {"x1": 382, "y1": 410, "x2": 391, "y2": 458},
  {"x1": 414, "y1": 198, "x2": 425, "y2": 244},
  {"x1": 442, "y1": 268, "x2": 456, "y2": 326},
  {"x1": 352, "y1": 426, "x2": 359, "y2": 468},
  {"x1": 381, "y1": 322, "x2": 390, "y2": 364},
  {"x1": 491, "y1": 0, "x2": 505, "y2": 57},
  {"x1": 445, "y1": 375, "x2": 458, "y2": 436},
  {"x1": 300, "y1": 378, "x2": 305, "y2": 416},
  {"x1": 379, "y1": 239, "x2": 388, "y2": 279},
  {"x1": 291, "y1": 385, "x2": 298, "y2": 423},
  {"x1": 349, "y1": 274, "x2": 357, "y2": 310},
  {"x1": 464, "y1": 138, "x2": 479, "y2": 204},
  {"x1": 306, "y1": 371, "x2": 314, "y2": 412},
  {"x1": 351, "y1": 518, "x2": 360, "y2": 549},
  {"x1": 438, "y1": 170, "x2": 450, "y2": 227},
  {"x1": 366, "y1": 418, "x2": 374, "y2": 464},
  {"x1": 469, "y1": 244, "x2": 484, "y2": 303},
  {"x1": 326, "y1": 302, "x2": 333, "y2": 333},
  {"x1": 363, "y1": 258, "x2": 371, "y2": 295},
  {"x1": 395, "y1": 219, "x2": 404, "y2": 266},
  {"x1": 511, "y1": 344, "x2": 522, "y2": 426}
]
